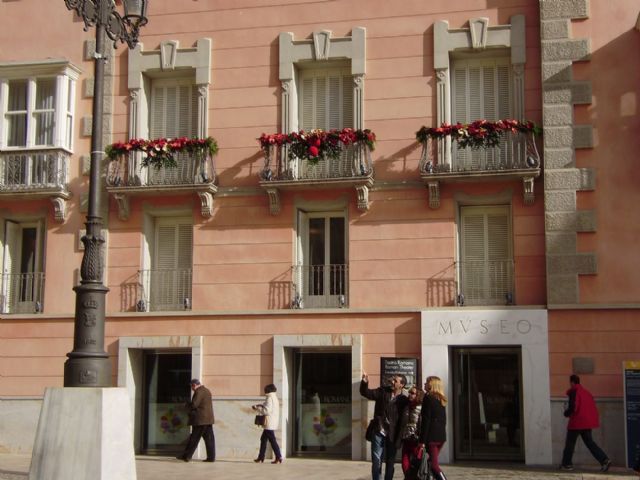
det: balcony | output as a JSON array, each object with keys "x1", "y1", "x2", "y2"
[
  {"x1": 258, "y1": 130, "x2": 375, "y2": 215},
  {"x1": 1, "y1": 272, "x2": 45, "y2": 314},
  {"x1": 105, "y1": 144, "x2": 217, "y2": 220},
  {"x1": 418, "y1": 124, "x2": 541, "y2": 208},
  {"x1": 291, "y1": 264, "x2": 349, "y2": 309},
  {"x1": 136, "y1": 269, "x2": 192, "y2": 312},
  {"x1": 457, "y1": 259, "x2": 514, "y2": 306},
  {"x1": 0, "y1": 148, "x2": 70, "y2": 222}
]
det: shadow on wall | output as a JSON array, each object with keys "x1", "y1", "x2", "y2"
[
  {"x1": 119, "y1": 273, "x2": 141, "y2": 312},
  {"x1": 426, "y1": 263, "x2": 457, "y2": 307},
  {"x1": 268, "y1": 269, "x2": 293, "y2": 309}
]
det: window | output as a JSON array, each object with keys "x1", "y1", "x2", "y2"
[
  {"x1": 145, "y1": 216, "x2": 193, "y2": 312},
  {"x1": 0, "y1": 65, "x2": 77, "y2": 150},
  {"x1": 459, "y1": 205, "x2": 513, "y2": 305},
  {"x1": 295, "y1": 210, "x2": 347, "y2": 308},
  {"x1": 1, "y1": 219, "x2": 45, "y2": 313},
  {"x1": 299, "y1": 67, "x2": 353, "y2": 131},
  {"x1": 451, "y1": 57, "x2": 512, "y2": 169}
]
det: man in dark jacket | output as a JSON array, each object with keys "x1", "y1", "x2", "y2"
[
  {"x1": 360, "y1": 372, "x2": 408, "y2": 480},
  {"x1": 177, "y1": 378, "x2": 216, "y2": 462},
  {"x1": 560, "y1": 375, "x2": 611, "y2": 471}
]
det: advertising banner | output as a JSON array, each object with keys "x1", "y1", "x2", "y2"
[{"x1": 380, "y1": 357, "x2": 420, "y2": 389}]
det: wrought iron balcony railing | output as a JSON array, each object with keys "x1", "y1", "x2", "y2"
[
  {"x1": 418, "y1": 129, "x2": 541, "y2": 208},
  {"x1": 106, "y1": 151, "x2": 216, "y2": 188},
  {"x1": 291, "y1": 264, "x2": 349, "y2": 309},
  {"x1": 105, "y1": 150, "x2": 217, "y2": 220},
  {"x1": 0, "y1": 148, "x2": 69, "y2": 192},
  {"x1": 1, "y1": 272, "x2": 45, "y2": 314},
  {"x1": 260, "y1": 143, "x2": 373, "y2": 182},
  {"x1": 137, "y1": 268, "x2": 192, "y2": 312},
  {"x1": 457, "y1": 259, "x2": 514, "y2": 306}
]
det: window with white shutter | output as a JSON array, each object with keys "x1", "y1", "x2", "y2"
[
  {"x1": 451, "y1": 57, "x2": 512, "y2": 169},
  {"x1": 459, "y1": 205, "x2": 513, "y2": 305},
  {"x1": 149, "y1": 216, "x2": 193, "y2": 311},
  {"x1": 299, "y1": 67, "x2": 353, "y2": 131},
  {"x1": 1, "y1": 219, "x2": 45, "y2": 313}
]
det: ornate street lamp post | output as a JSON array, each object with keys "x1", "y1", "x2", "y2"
[{"x1": 63, "y1": 0, "x2": 148, "y2": 387}]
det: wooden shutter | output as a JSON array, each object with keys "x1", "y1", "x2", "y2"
[
  {"x1": 300, "y1": 68, "x2": 353, "y2": 130},
  {"x1": 460, "y1": 206, "x2": 512, "y2": 304},
  {"x1": 150, "y1": 81, "x2": 196, "y2": 138},
  {"x1": 152, "y1": 217, "x2": 193, "y2": 310}
]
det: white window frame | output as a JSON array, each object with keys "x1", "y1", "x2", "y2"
[
  {"x1": 295, "y1": 208, "x2": 348, "y2": 308},
  {"x1": 1, "y1": 218, "x2": 45, "y2": 313},
  {"x1": 279, "y1": 28, "x2": 366, "y2": 133},
  {"x1": 0, "y1": 60, "x2": 79, "y2": 151}
]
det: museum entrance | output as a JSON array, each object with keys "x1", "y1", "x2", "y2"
[
  {"x1": 292, "y1": 350, "x2": 352, "y2": 457},
  {"x1": 452, "y1": 347, "x2": 524, "y2": 461},
  {"x1": 141, "y1": 350, "x2": 192, "y2": 455}
]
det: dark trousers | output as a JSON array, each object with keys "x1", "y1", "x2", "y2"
[
  {"x1": 182, "y1": 424, "x2": 215, "y2": 460},
  {"x1": 561, "y1": 429, "x2": 607, "y2": 466},
  {"x1": 257, "y1": 429, "x2": 282, "y2": 460}
]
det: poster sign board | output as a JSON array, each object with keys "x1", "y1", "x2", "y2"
[
  {"x1": 624, "y1": 360, "x2": 640, "y2": 468},
  {"x1": 380, "y1": 357, "x2": 420, "y2": 389}
]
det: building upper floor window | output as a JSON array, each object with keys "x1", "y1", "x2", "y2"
[
  {"x1": 1, "y1": 218, "x2": 45, "y2": 313},
  {"x1": 0, "y1": 60, "x2": 79, "y2": 151},
  {"x1": 149, "y1": 78, "x2": 198, "y2": 139},
  {"x1": 299, "y1": 67, "x2": 353, "y2": 131},
  {"x1": 458, "y1": 205, "x2": 513, "y2": 306}
]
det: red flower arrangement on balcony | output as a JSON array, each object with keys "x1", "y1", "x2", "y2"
[
  {"x1": 258, "y1": 128, "x2": 376, "y2": 164},
  {"x1": 105, "y1": 137, "x2": 218, "y2": 169},
  {"x1": 416, "y1": 119, "x2": 541, "y2": 150}
]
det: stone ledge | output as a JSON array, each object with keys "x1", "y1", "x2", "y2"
[
  {"x1": 543, "y1": 82, "x2": 592, "y2": 105},
  {"x1": 544, "y1": 168, "x2": 595, "y2": 191},
  {"x1": 541, "y1": 38, "x2": 590, "y2": 62},
  {"x1": 547, "y1": 253, "x2": 597, "y2": 275}
]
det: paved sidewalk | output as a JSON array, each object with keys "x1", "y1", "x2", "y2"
[{"x1": 1, "y1": 454, "x2": 638, "y2": 480}]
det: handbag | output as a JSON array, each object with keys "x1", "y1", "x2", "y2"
[
  {"x1": 416, "y1": 447, "x2": 432, "y2": 480},
  {"x1": 254, "y1": 414, "x2": 266, "y2": 426}
]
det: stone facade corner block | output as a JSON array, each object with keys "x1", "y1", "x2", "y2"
[
  {"x1": 542, "y1": 62, "x2": 573, "y2": 83},
  {"x1": 543, "y1": 85, "x2": 571, "y2": 104},
  {"x1": 81, "y1": 116, "x2": 92, "y2": 137},
  {"x1": 577, "y1": 252, "x2": 597, "y2": 274},
  {"x1": 541, "y1": 19, "x2": 570, "y2": 40},
  {"x1": 544, "y1": 104, "x2": 573, "y2": 126},
  {"x1": 578, "y1": 168, "x2": 596, "y2": 191},
  {"x1": 540, "y1": 0, "x2": 589, "y2": 20},
  {"x1": 572, "y1": 81, "x2": 593, "y2": 105},
  {"x1": 544, "y1": 190, "x2": 576, "y2": 212},
  {"x1": 83, "y1": 78, "x2": 94, "y2": 98},
  {"x1": 573, "y1": 125, "x2": 593, "y2": 149},
  {"x1": 547, "y1": 273, "x2": 579, "y2": 305},
  {"x1": 541, "y1": 39, "x2": 590, "y2": 63},
  {"x1": 546, "y1": 232, "x2": 577, "y2": 255},
  {"x1": 543, "y1": 149, "x2": 575, "y2": 169},
  {"x1": 577, "y1": 210, "x2": 597, "y2": 232},
  {"x1": 81, "y1": 155, "x2": 91, "y2": 176},
  {"x1": 545, "y1": 211, "x2": 577, "y2": 232},
  {"x1": 543, "y1": 126, "x2": 573, "y2": 149}
]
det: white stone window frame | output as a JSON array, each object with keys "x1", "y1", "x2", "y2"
[
  {"x1": 279, "y1": 28, "x2": 366, "y2": 135},
  {"x1": 434, "y1": 16, "x2": 526, "y2": 167}
]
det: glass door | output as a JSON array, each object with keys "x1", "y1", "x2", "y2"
[
  {"x1": 293, "y1": 350, "x2": 351, "y2": 457},
  {"x1": 453, "y1": 347, "x2": 524, "y2": 461},
  {"x1": 142, "y1": 351, "x2": 192, "y2": 454}
]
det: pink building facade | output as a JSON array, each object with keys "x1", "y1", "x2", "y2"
[{"x1": 0, "y1": 0, "x2": 638, "y2": 466}]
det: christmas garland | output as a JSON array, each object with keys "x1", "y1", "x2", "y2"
[{"x1": 105, "y1": 137, "x2": 218, "y2": 169}]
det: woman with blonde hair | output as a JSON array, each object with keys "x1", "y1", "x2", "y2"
[{"x1": 419, "y1": 376, "x2": 447, "y2": 480}]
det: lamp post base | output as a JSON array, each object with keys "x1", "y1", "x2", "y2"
[
  {"x1": 29, "y1": 387, "x2": 137, "y2": 480},
  {"x1": 64, "y1": 356, "x2": 111, "y2": 387}
]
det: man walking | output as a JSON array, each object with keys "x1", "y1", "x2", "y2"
[
  {"x1": 177, "y1": 378, "x2": 216, "y2": 462},
  {"x1": 560, "y1": 374, "x2": 611, "y2": 471},
  {"x1": 360, "y1": 372, "x2": 408, "y2": 480}
]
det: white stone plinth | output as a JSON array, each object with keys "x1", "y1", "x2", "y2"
[{"x1": 29, "y1": 387, "x2": 136, "y2": 480}]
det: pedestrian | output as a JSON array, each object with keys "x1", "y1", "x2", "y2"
[
  {"x1": 397, "y1": 386, "x2": 424, "y2": 476},
  {"x1": 252, "y1": 383, "x2": 283, "y2": 464},
  {"x1": 418, "y1": 376, "x2": 447, "y2": 480},
  {"x1": 360, "y1": 371, "x2": 409, "y2": 480},
  {"x1": 560, "y1": 374, "x2": 611, "y2": 472},
  {"x1": 176, "y1": 378, "x2": 215, "y2": 462}
]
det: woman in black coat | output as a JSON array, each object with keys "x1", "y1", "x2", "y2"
[{"x1": 419, "y1": 376, "x2": 447, "y2": 480}]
